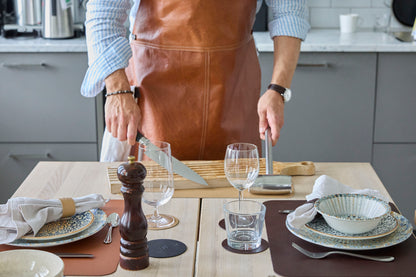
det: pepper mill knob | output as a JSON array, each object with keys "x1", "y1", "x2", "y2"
[{"x1": 118, "y1": 155, "x2": 149, "y2": 270}]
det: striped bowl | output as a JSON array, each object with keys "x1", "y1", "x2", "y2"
[{"x1": 315, "y1": 194, "x2": 391, "y2": 235}]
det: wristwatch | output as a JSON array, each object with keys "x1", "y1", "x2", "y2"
[{"x1": 267, "y1": 84, "x2": 292, "y2": 103}]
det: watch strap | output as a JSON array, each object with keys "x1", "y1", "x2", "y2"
[{"x1": 267, "y1": 84, "x2": 286, "y2": 95}]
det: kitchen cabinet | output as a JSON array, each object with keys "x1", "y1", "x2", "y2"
[
  {"x1": 259, "y1": 52, "x2": 377, "y2": 162},
  {"x1": 372, "y1": 53, "x2": 416, "y2": 225},
  {"x1": 372, "y1": 144, "x2": 416, "y2": 225},
  {"x1": 0, "y1": 53, "x2": 103, "y2": 203},
  {"x1": 374, "y1": 53, "x2": 416, "y2": 143}
]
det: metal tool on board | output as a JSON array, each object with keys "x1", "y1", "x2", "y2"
[
  {"x1": 249, "y1": 128, "x2": 292, "y2": 195},
  {"x1": 136, "y1": 131, "x2": 208, "y2": 186}
]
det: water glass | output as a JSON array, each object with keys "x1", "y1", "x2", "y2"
[{"x1": 223, "y1": 200, "x2": 266, "y2": 250}]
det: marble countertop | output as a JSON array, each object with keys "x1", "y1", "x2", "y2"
[
  {"x1": 0, "y1": 29, "x2": 415, "y2": 53},
  {"x1": 255, "y1": 29, "x2": 416, "y2": 52},
  {"x1": 0, "y1": 36, "x2": 87, "y2": 52}
]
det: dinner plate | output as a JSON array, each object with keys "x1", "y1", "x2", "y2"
[
  {"x1": 9, "y1": 208, "x2": 107, "y2": 248},
  {"x1": 21, "y1": 210, "x2": 94, "y2": 241},
  {"x1": 304, "y1": 213, "x2": 398, "y2": 240},
  {"x1": 286, "y1": 212, "x2": 413, "y2": 250}
]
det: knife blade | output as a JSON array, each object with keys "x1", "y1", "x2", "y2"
[{"x1": 136, "y1": 131, "x2": 208, "y2": 186}]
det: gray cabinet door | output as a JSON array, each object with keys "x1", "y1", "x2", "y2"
[
  {"x1": 0, "y1": 143, "x2": 98, "y2": 203},
  {"x1": 374, "y1": 53, "x2": 416, "y2": 143},
  {"x1": 372, "y1": 144, "x2": 416, "y2": 227},
  {"x1": 0, "y1": 53, "x2": 96, "y2": 143},
  {"x1": 259, "y1": 53, "x2": 376, "y2": 162}
]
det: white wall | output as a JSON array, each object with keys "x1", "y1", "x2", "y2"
[{"x1": 307, "y1": 0, "x2": 409, "y2": 31}]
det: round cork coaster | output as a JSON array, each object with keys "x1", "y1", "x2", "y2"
[
  {"x1": 221, "y1": 239, "x2": 269, "y2": 254},
  {"x1": 146, "y1": 214, "x2": 179, "y2": 230}
]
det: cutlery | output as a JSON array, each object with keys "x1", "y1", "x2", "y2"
[
  {"x1": 292, "y1": 242, "x2": 394, "y2": 262},
  {"x1": 278, "y1": 210, "x2": 294, "y2": 214},
  {"x1": 136, "y1": 131, "x2": 208, "y2": 186},
  {"x1": 104, "y1": 213, "x2": 120, "y2": 244},
  {"x1": 56, "y1": 253, "x2": 94, "y2": 258}
]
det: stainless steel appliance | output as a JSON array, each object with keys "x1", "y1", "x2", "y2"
[
  {"x1": 42, "y1": 0, "x2": 73, "y2": 39},
  {"x1": 14, "y1": 0, "x2": 41, "y2": 26},
  {"x1": 71, "y1": 0, "x2": 86, "y2": 24}
]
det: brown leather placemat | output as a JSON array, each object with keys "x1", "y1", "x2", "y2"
[
  {"x1": 0, "y1": 200, "x2": 123, "y2": 276},
  {"x1": 264, "y1": 200, "x2": 416, "y2": 277}
]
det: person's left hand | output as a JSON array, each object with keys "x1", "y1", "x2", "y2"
[{"x1": 257, "y1": 89, "x2": 285, "y2": 146}]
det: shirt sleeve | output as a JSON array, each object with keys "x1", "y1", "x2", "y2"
[
  {"x1": 81, "y1": 0, "x2": 132, "y2": 97},
  {"x1": 265, "y1": 0, "x2": 310, "y2": 41}
]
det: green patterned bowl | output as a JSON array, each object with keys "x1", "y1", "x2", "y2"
[{"x1": 315, "y1": 194, "x2": 391, "y2": 235}]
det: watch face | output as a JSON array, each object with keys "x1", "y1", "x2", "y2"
[{"x1": 284, "y1": 88, "x2": 292, "y2": 102}]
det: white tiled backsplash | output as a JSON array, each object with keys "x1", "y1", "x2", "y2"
[{"x1": 307, "y1": 0, "x2": 409, "y2": 30}]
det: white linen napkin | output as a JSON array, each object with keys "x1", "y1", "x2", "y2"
[
  {"x1": 100, "y1": 127, "x2": 131, "y2": 162},
  {"x1": 0, "y1": 194, "x2": 106, "y2": 244},
  {"x1": 287, "y1": 175, "x2": 389, "y2": 229}
]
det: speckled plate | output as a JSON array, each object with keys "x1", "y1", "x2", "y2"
[
  {"x1": 9, "y1": 208, "x2": 107, "y2": 247},
  {"x1": 286, "y1": 212, "x2": 413, "y2": 250},
  {"x1": 305, "y1": 213, "x2": 399, "y2": 240},
  {"x1": 21, "y1": 210, "x2": 94, "y2": 241}
]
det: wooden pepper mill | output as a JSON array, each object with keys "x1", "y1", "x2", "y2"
[{"x1": 118, "y1": 156, "x2": 149, "y2": 270}]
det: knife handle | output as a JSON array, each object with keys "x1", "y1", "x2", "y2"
[{"x1": 136, "y1": 131, "x2": 144, "y2": 143}]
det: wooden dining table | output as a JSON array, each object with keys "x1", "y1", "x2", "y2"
[{"x1": 9, "y1": 162, "x2": 399, "y2": 276}]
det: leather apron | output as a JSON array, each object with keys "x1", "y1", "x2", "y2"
[{"x1": 126, "y1": 0, "x2": 261, "y2": 160}]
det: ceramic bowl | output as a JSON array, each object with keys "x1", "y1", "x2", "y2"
[
  {"x1": 315, "y1": 194, "x2": 391, "y2": 234},
  {"x1": 0, "y1": 249, "x2": 64, "y2": 277}
]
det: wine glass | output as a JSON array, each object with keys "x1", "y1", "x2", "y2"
[
  {"x1": 224, "y1": 143, "x2": 259, "y2": 204},
  {"x1": 139, "y1": 140, "x2": 175, "y2": 229}
]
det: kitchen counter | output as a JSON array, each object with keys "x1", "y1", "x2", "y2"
[
  {"x1": 255, "y1": 29, "x2": 416, "y2": 52},
  {"x1": 0, "y1": 29, "x2": 415, "y2": 53},
  {"x1": 0, "y1": 36, "x2": 87, "y2": 52}
]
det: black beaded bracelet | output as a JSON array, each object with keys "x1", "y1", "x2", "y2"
[{"x1": 105, "y1": 90, "x2": 134, "y2": 97}]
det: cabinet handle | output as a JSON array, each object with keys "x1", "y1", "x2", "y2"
[
  {"x1": 297, "y1": 62, "x2": 330, "y2": 68},
  {"x1": 8, "y1": 152, "x2": 52, "y2": 160},
  {"x1": 1, "y1": 62, "x2": 48, "y2": 69}
]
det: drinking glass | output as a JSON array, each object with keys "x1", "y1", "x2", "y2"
[
  {"x1": 224, "y1": 199, "x2": 266, "y2": 250},
  {"x1": 224, "y1": 143, "x2": 259, "y2": 204},
  {"x1": 139, "y1": 140, "x2": 175, "y2": 229}
]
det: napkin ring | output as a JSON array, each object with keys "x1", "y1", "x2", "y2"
[{"x1": 59, "y1": 198, "x2": 76, "y2": 218}]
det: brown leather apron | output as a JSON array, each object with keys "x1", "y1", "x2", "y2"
[{"x1": 126, "y1": 0, "x2": 261, "y2": 160}]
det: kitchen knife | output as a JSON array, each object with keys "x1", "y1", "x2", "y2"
[
  {"x1": 136, "y1": 131, "x2": 208, "y2": 186},
  {"x1": 56, "y1": 253, "x2": 94, "y2": 258}
]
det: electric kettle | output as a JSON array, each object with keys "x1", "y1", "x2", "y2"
[{"x1": 42, "y1": 0, "x2": 73, "y2": 39}]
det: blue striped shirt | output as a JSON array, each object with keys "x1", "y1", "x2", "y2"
[{"x1": 81, "y1": 0, "x2": 310, "y2": 97}]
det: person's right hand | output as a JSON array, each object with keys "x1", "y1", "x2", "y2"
[
  {"x1": 105, "y1": 94, "x2": 141, "y2": 145},
  {"x1": 104, "y1": 69, "x2": 141, "y2": 146}
]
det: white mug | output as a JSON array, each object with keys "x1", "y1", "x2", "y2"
[{"x1": 339, "y1": 14, "x2": 363, "y2": 33}]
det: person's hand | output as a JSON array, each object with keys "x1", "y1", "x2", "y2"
[
  {"x1": 105, "y1": 94, "x2": 141, "y2": 145},
  {"x1": 257, "y1": 89, "x2": 285, "y2": 146},
  {"x1": 104, "y1": 69, "x2": 141, "y2": 145}
]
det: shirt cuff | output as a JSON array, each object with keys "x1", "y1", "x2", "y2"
[
  {"x1": 81, "y1": 37, "x2": 132, "y2": 97},
  {"x1": 268, "y1": 16, "x2": 311, "y2": 41}
]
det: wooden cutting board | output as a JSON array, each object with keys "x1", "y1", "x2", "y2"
[{"x1": 108, "y1": 160, "x2": 315, "y2": 194}]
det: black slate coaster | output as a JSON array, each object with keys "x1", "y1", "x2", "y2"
[
  {"x1": 148, "y1": 239, "x2": 187, "y2": 258},
  {"x1": 218, "y1": 218, "x2": 225, "y2": 230}
]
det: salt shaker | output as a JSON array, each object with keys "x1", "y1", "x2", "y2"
[{"x1": 118, "y1": 156, "x2": 149, "y2": 270}]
